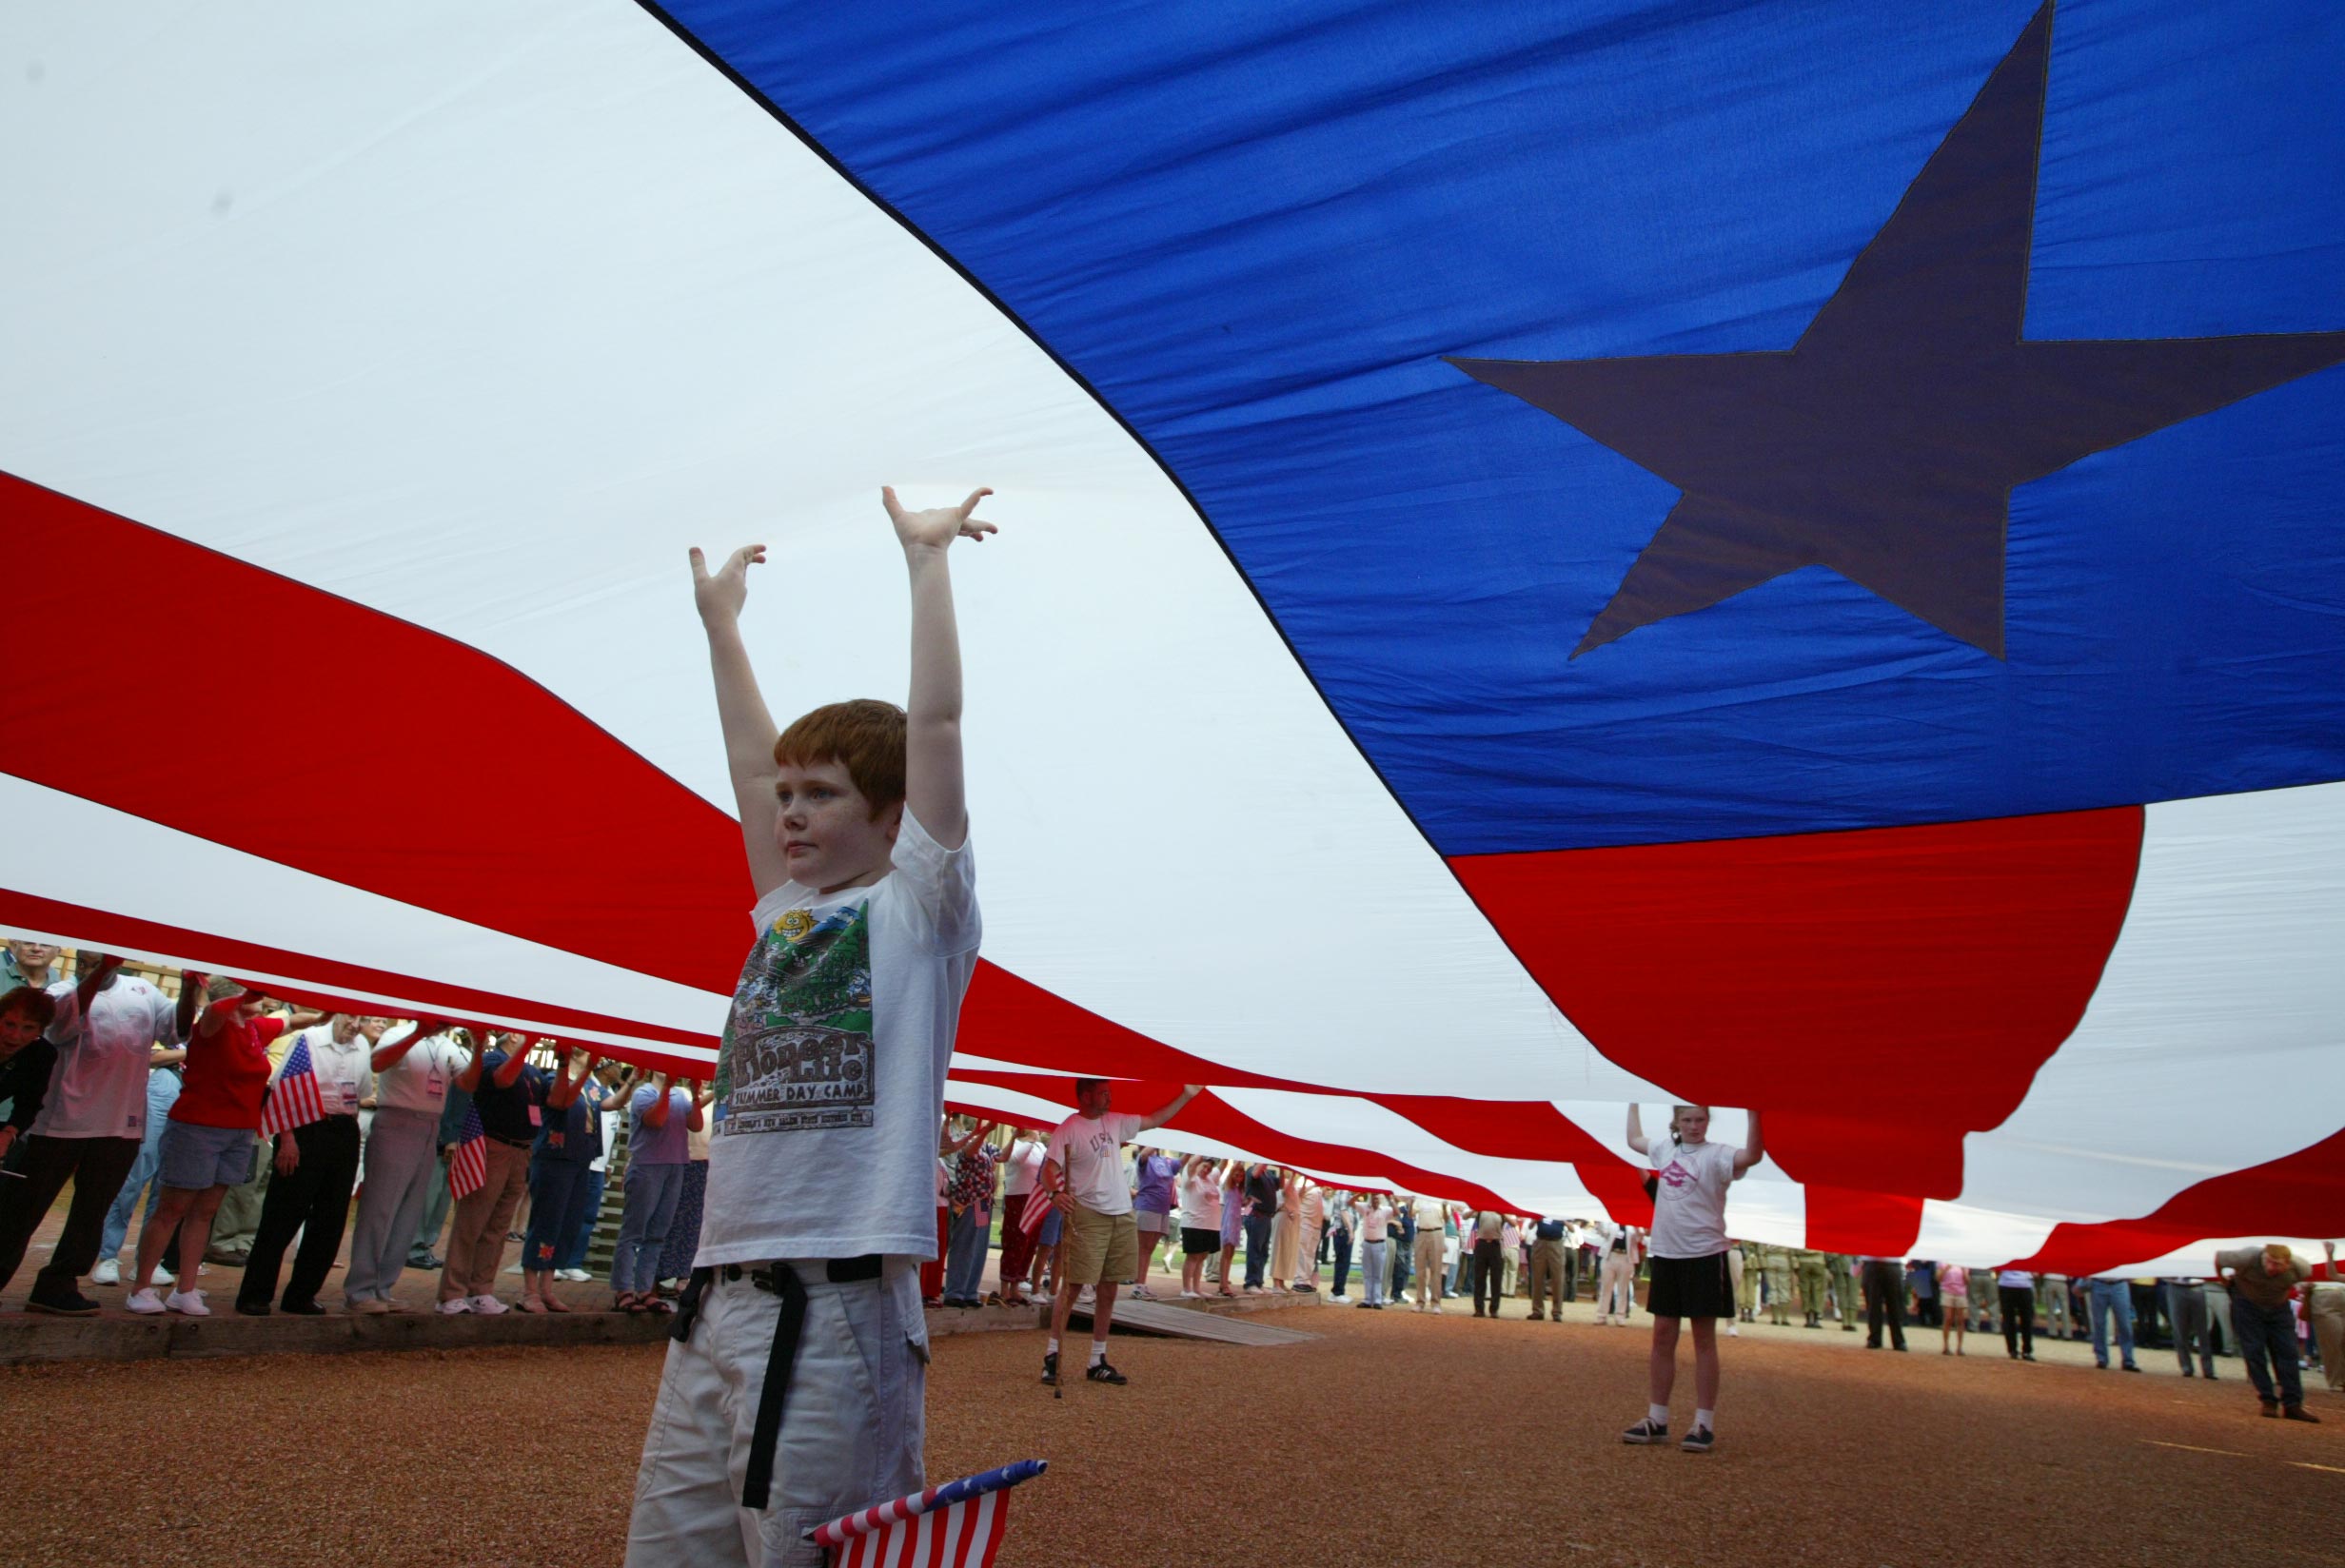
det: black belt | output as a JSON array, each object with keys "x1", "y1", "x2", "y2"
[
  {"x1": 485, "y1": 1132, "x2": 535, "y2": 1149},
  {"x1": 670, "y1": 1255, "x2": 885, "y2": 1511}
]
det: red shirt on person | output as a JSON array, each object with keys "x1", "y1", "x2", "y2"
[{"x1": 170, "y1": 995, "x2": 287, "y2": 1130}]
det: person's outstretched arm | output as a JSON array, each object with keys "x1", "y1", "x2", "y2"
[
  {"x1": 1626, "y1": 1103, "x2": 1649, "y2": 1157},
  {"x1": 545, "y1": 1048, "x2": 590, "y2": 1109},
  {"x1": 882, "y1": 486, "x2": 996, "y2": 851},
  {"x1": 641, "y1": 1073, "x2": 674, "y2": 1128},
  {"x1": 1732, "y1": 1107, "x2": 1764, "y2": 1176},
  {"x1": 491, "y1": 1037, "x2": 536, "y2": 1088},
  {"x1": 1138, "y1": 1085, "x2": 1203, "y2": 1133},
  {"x1": 371, "y1": 1017, "x2": 443, "y2": 1074},
  {"x1": 454, "y1": 1031, "x2": 490, "y2": 1092},
  {"x1": 690, "y1": 542, "x2": 789, "y2": 897}
]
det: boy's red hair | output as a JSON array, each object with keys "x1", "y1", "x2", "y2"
[{"x1": 775, "y1": 699, "x2": 907, "y2": 815}]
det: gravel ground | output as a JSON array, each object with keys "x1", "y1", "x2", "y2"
[{"x1": 7, "y1": 1291, "x2": 2336, "y2": 1567}]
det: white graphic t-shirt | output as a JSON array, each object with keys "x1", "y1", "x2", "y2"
[
  {"x1": 1645, "y1": 1137, "x2": 1742, "y2": 1260},
  {"x1": 697, "y1": 811, "x2": 978, "y2": 1265},
  {"x1": 1045, "y1": 1111, "x2": 1143, "y2": 1215}
]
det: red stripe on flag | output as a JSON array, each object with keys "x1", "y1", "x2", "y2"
[
  {"x1": 1449, "y1": 808, "x2": 2142, "y2": 1235},
  {"x1": 0, "y1": 887, "x2": 721, "y2": 1062},
  {"x1": 2007, "y1": 1121, "x2": 2345, "y2": 1276}
]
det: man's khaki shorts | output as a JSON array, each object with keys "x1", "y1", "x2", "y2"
[{"x1": 1065, "y1": 1202, "x2": 1138, "y2": 1285}]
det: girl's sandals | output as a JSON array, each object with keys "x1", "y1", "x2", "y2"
[{"x1": 516, "y1": 1296, "x2": 549, "y2": 1314}]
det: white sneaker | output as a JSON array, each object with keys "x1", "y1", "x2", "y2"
[
  {"x1": 1728, "y1": 1324, "x2": 1741, "y2": 1337},
  {"x1": 126, "y1": 1288, "x2": 166, "y2": 1314},
  {"x1": 154, "y1": 1265, "x2": 175, "y2": 1285},
  {"x1": 90, "y1": 1258, "x2": 121, "y2": 1286},
  {"x1": 468, "y1": 1294, "x2": 510, "y2": 1316},
  {"x1": 557, "y1": 1268, "x2": 591, "y2": 1283},
  {"x1": 1076, "y1": 1285, "x2": 1095, "y2": 1305},
  {"x1": 436, "y1": 1298, "x2": 472, "y2": 1315},
  {"x1": 166, "y1": 1289, "x2": 209, "y2": 1317}
]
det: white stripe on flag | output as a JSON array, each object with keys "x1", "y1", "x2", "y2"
[{"x1": 969, "y1": 1491, "x2": 1002, "y2": 1568}]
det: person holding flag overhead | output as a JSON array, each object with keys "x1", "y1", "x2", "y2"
[
  {"x1": 1620, "y1": 1104, "x2": 1764, "y2": 1455},
  {"x1": 126, "y1": 977, "x2": 327, "y2": 1316},
  {"x1": 436, "y1": 1029, "x2": 546, "y2": 1316},
  {"x1": 235, "y1": 1013, "x2": 374, "y2": 1316},
  {"x1": 628, "y1": 488, "x2": 994, "y2": 1567},
  {"x1": 342, "y1": 1016, "x2": 463, "y2": 1313},
  {"x1": 1038, "y1": 1078, "x2": 1202, "y2": 1388}
]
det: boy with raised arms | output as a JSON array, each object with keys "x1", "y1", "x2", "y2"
[{"x1": 626, "y1": 488, "x2": 994, "y2": 1567}]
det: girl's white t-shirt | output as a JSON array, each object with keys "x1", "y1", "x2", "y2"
[
  {"x1": 1176, "y1": 1171, "x2": 1223, "y2": 1229},
  {"x1": 1645, "y1": 1137, "x2": 1742, "y2": 1259},
  {"x1": 1001, "y1": 1139, "x2": 1046, "y2": 1197}
]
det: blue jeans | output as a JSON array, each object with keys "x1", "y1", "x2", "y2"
[
  {"x1": 1446, "y1": 1248, "x2": 1463, "y2": 1294},
  {"x1": 522, "y1": 1156, "x2": 596, "y2": 1272},
  {"x1": 559, "y1": 1168, "x2": 606, "y2": 1271},
  {"x1": 1330, "y1": 1229, "x2": 1351, "y2": 1295},
  {"x1": 1243, "y1": 1211, "x2": 1273, "y2": 1288},
  {"x1": 2088, "y1": 1278, "x2": 2137, "y2": 1367},
  {"x1": 100, "y1": 1070, "x2": 181, "y2": 1259},
  {"x1": 1391, "y1": 1231, "x2": 1411, "y2": 1299},
  {"x1": 944, "y1": 1202, "x2": 991, "y2": 1302},
  {"x1": 611, "y1": 1161, "x2": 685, "y2": 1294},
  {"x1": 1361, "y1": 1240, "x2": 1388, "y2": 1304},
  {"x1": 2230, "y1": 1293, "x2": 2304, "y2": 1407}
]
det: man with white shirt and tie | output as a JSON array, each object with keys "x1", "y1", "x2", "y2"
[{"x1": 236, "y1": 1013, "x2": 376, "y2": 1316}]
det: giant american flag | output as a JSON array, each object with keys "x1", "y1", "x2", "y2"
[{"x1": 4, "y1": 1, "x2": 2341, "y2": 1274}]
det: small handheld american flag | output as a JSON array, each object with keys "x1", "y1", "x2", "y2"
[
  {"x1": 1017, "y1": 1162, "x2": 1063, "y2": 1237},
  {"x1": 258, "y1": 1036, "x2": 325, "y2": 1138},
  {"x1": 448, "y1": 1105, "x2": 489, "y2": 1199},
  {"x1": 807, "y1": 1460, "x2": 1046, "y2": 1568}
]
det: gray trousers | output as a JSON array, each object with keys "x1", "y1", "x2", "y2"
[
  {"x1": 343, "y1": 1107, "x2": 439, "y2": 1304},
  {"x1": 2167, "y1": 1281, "x2": 2217, "y2": 1377},
  {"x1": 628, "y1": 1257, "x2": 926, "y2": 1568},
  {"x1": 411, "y1": 1147, "x2": 452, "y2": 1263}
]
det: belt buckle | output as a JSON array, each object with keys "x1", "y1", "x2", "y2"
[{"x1": 748, "y1": 1264, "x2": 786, "y2": 1295}]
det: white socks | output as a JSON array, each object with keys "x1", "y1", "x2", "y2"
[
  {"x1": 1047, "y1": 1337, "x2": 1060, "y2": 1355},
  {"x1": 1090, "y1": 1341, "x2": 1108, "y2": 1366},
  {"x1": 1648, "y1": 1402, "x2": 1670, "y2": 1424},
  {"x1": 1694, "y1": 1407, "x2": 1715, "y2": 1432}
]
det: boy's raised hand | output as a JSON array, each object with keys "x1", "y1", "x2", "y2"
[
  {"x1": 882, "y1": 486, "x2": 996, "y2": 551},
  {"x1": 689, "y1": 544, "x2": 766, "y2": 625}
]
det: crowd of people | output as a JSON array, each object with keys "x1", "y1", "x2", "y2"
[
  {"x1": 2, "y1": 938, "x2": 2338, "y2": 1427},
  {"x1": 0, "y1": 942, "x2": 725, "y2": 1322},
  {"x1": 923, "y1": 1098, "x2": 2341, "y2": 1439},
  {"x1": 4, "y1": 938, "x2": 2338, "y2": 1435}
]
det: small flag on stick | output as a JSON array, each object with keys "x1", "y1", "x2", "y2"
[
  {"x1": 258, "y1": 1036, "x2": 325, "y2": 1138},
  {"x1": 448, "y1": 1105, "x2": 489, "y2": 1199},
  {"x1": 807, "y1": 1460, "x2": 1046, "y2": 1568},
  {"x1": 1017, "y1": 1164, "x2": 1063, "y2": 1237}
]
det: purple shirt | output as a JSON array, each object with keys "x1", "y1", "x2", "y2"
[{"x1": 1133, "y1": 1151, "x2": 1179, "y2": 1213}]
